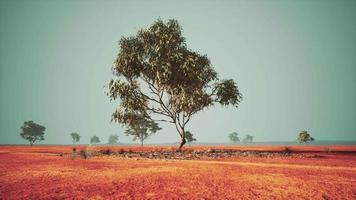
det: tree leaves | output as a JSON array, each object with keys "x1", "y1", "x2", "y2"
[{"x1": 215, "y1": 79, "x2": 242, "y2": 107}]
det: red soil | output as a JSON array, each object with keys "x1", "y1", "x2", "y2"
[{"x1": 1, "y1": 145, "x2": 356, "y2": 199}]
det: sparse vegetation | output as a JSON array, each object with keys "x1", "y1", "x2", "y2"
[
  {"x1": 20, "y1": 121, "x2": 46, "y2": 146},
  {"x1": 107, "y1": 19, "x2": 242, "y2": 150},
  {"x1": 100, "y1": 149, "x2": 114, "y2": 155}
]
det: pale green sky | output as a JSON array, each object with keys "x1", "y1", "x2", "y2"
[{"x1": 1, "y1": 0, "x2": 355, "y2": 144}]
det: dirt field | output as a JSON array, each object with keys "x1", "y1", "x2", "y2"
[{"x1": 1, "y1": 145, "x2": 356, "y2": 200}]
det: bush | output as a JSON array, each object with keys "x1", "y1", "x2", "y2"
[
  {"x1": 284, "y1": 146, "x2": 291, "y2": 154},
  {"x1": 117, "y1": 148, "x2": 125, "y2": 154},
  {"x1": 79, "y1": 150, "x2": 91, "y2": 159},
  {"x1": 100, "y1": 149, "x2": 113, "y2": 155}
]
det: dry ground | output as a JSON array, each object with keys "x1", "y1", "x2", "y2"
[{"x1": 1, "y1": 145, "x2": 356, "y2": 200}]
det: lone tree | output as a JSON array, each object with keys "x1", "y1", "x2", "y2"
[
  {"x1": 90, "y1": 136, "x2": 100, "y2": 145},
  {"x1": 185, "y1": 131, "x2": 196, "y2": 146},
  {"x1": 108, "y1": 134, "x2": 119, "y2": 144},
  {"x1": 107, "y1": 19, "x2": 242, "y2": 150},
  {"x1": 124, "y1": 115, "x2": 161, "y2": 146},
  {"x1": 20, "y1": 121, "x2": 45, "y2": 146},
  {"x1": 242, "y1": 134, "x2": 253, "y2": 144},
  {"x1": 297, "y1": 131, "x2": 314, "y2": 143},
  {"x1": 228, "y1": 132, "x2": 240, "y2": 143},
  {"x1": 70, "y1": 132, "x2": 80, "y2": 145}
]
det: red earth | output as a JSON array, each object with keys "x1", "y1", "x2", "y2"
[{"x1": 1, "y1": 145, "x2": 356, "y2": 199}]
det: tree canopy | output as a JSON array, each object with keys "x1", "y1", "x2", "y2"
[
  {"x1": 242, "y1": 134, "x2": 253, "y2": 144},
  {"x1": 70, "y1": 132, "x2": 80, "y2": 145},
  {"x1": 107, "y1": 19, "x2": 242, "y2": 150},
  {"x1": 108, "y1": 134, "x2": 119, "y2": 144},
  {"x1": 90, "y1": 136, "x2": 100, "y2": 144},
  {"x1": 228, "y1": 132, "x2": 240, "y2": 143},
  {"x1": 20, "y1": 121, "x2": 45, "y2": 146},
  {"x1": 124, "y1": 115, "x2": 161, "y2": 146},
  {"x1": 185, "y1": 131, "x2": 196, "y2": 144},
  {"x1": 297, "y1": 131, "x2": 314, "y2": 143}
]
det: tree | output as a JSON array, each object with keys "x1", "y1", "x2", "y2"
[
  {"x1": 70, "y1": 132, "x2": 80, "y2": 145},
  {"x1": 124, "y1": 115, "x2": 161, "y2": 146},
  {"x1": 297, "y1": 131, "x2": 314, "y2": 143},
  {"x1": 90, "y1": 136, "x2": 100, "y2": 145},
  {"x1": 242, "y1": 134, "x2": 253, "y2": 144},
  {"x1": 20, "y1": 121, "x2": 45, "y2": 146},
  {"x1": 108, "y1": 134, "x2": 119, "y2": 144},
  {"x1": 228, "y1": 132, "x2": 239, "y2": 143},
  {"x1": 185, "y1": 131, "x2": 196, "y2": 146},
  {"x1": 107, "y1": 19, "x2": 242, "y2": 150}
]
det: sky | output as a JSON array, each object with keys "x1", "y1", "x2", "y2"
[{"x1": 0, "y1": 0, "x2": 355, "y2": 145}]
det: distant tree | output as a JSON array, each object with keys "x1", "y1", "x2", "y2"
[
  {"x1": 124, "y1": 115, "x2": 161, "y2": 146},
  {"x1": 185, "y1": 131, "x2": 196, "y2": 146},
  {"x1": 242, "y1": 134, "x2": 253, "y2": 144},
  {"x1": 107, "y1": 19, "x2": 242, "y2": 150},
  {"x1": 90, "y1": 136, "x2": 100, "y2": 145},
  {"x1": 297, "y1": 131, "x2": 314, "y2": 143},
  {"x1": 20, "y1": 121, "x2": 45, "y2": 146},
  {"x1": 228, "y1": 132, "x2": 239, "y2": 143},
  {"x1": 70, "y1": 132, "x2": 80, "y2": 145},
  {"x1": 108, "y1": 134, "x2": 119, "y2": 145}
]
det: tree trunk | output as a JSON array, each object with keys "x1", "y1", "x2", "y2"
[
  {"x1": 177, "y1": 137, "x2": 186, "y2": 151},
  {"x1": 141, "y1": 140, "x2": 143, "y2": 147}
]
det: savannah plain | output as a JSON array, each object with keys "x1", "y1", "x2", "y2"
[{"x1": 1, "y1": 145, "x2": 356, "y2": 200}]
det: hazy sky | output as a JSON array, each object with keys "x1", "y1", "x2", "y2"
[{"x1": 1, "y1": 0, "x2": 355, "y2": 145}]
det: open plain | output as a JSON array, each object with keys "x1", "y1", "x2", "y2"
[{"x1": 1, "y1": 145, "x2": 356, "y2": 200}]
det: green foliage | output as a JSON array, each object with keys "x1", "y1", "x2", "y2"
[
  {"x1": 70, "y1": 132, "x2": 80, "y2": 145},
  {"x1": 20, "y1": 121, "x2": 45, "y2": 146},
  {"x1": 228, "y1": 132, "x2": 240, "y2": 143},
  {"x1": 124, "y1": 115, "x2": 161, "y2": 146},
  {"x1": 242, "y1": 134, "x2": 253, "y2": 144},
  {"x1": 297, "y1": 131, "x2": 314, "y2": 143},
  {"x1": 107, "y1": 19, "x2": 242, "y2": 149},
  {"x1": 185, "y1": 131, "x2": 196, "y2": 144},
  {"x1": 90, "y1": 135, "x2": 100, "y2": 144},
  {"x1": 108, "y1": 134, "x2": 119, "y2": 144}
]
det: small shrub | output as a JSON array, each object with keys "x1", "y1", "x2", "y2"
[
  {"x1": 100, "y1": 149, "x2": 113, "y2": 155},
  {"x1": 207, "y1": 148, "x2": 215, "y2": 153},
  {"x1": 284, "y1": 146, "x2": 291, "y2": 154},
  {"x1": 79, "y1": 150, "x2": 91, "y2": 159},
  {"x1": 117, "y1": 149, "x2": 125, "y2": 154}
]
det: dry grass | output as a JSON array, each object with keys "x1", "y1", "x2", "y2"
[{"x1": 1, "y1": 145, "x2": 356, "y2": 199}]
